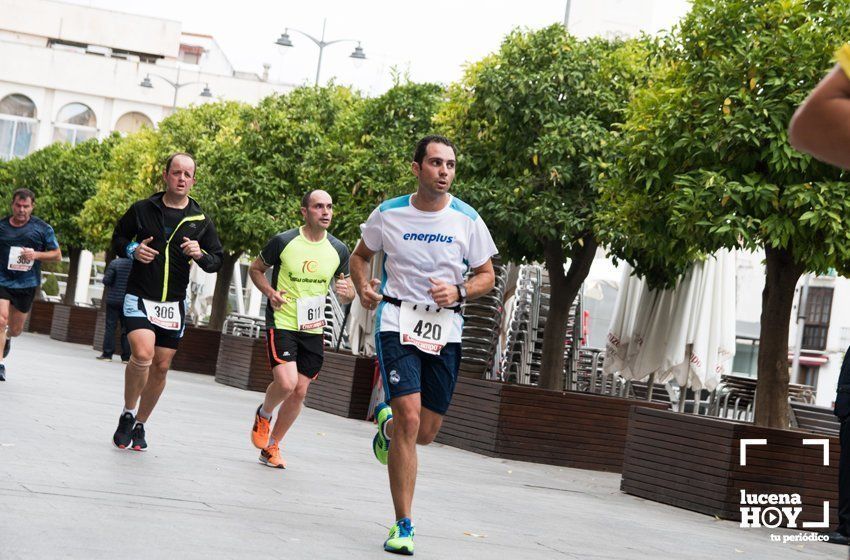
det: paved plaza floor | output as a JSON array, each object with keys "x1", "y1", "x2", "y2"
[{"x1": 0, "y1": 333, "x2": 845, "y2": 559}]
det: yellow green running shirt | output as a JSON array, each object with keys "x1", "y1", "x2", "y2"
[{"x1": 260, "y1": 227, "x2": 350, "y2": 333}]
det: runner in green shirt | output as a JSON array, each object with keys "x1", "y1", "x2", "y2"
[{"x1": 248, "y1": 189, "x2": 354, "y2": 468}]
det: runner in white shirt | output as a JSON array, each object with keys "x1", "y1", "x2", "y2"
[{"x1": 350, "y1": 135, "x2": 497, "y2": 556}]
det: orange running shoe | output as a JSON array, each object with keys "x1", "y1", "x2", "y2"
[
  {"x1": 251, "y1": 406, "x2": 271, "y2": 449},
  {"x1": 259, "y1": 442, "x2": 286, "y2": 469}
]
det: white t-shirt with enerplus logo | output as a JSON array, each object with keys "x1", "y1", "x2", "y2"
[{"x1": 359, "y1": 194, "x2": 498, "y2": 342}]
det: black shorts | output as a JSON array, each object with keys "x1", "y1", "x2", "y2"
[
  {"x1": 123, "y1": 294, "x2": 186, "y2": 350},
  {"x1": 0, "y1": 285, "x2": 36, "y2": 313},
  {"x1": 266, "y1": 328, "x2": 324, "y2": 378}
]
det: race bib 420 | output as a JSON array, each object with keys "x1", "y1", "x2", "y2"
[{"x1": 398, "y1": 301, "x2": 454, "y2": 355}]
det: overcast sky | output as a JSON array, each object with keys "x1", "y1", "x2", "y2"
[{"x1": 65, "y1": 0, "x2": 691, "y2": 95}]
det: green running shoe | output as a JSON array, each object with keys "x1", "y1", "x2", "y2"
[
  {"x1": 372, "y1": 402, "x2": 393, "y2": 465},
  {"x1": 384, "y1": 517, "x2": 414, "y2": 555}
]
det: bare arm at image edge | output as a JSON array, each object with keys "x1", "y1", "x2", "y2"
[{"x1": 789, "y1": 46, "x2": 850, "y2": 169}]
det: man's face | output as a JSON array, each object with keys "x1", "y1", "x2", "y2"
[
  {"x1": 413, "y1": 142, "x2": 456, "y2": 196},
  {"x1": 163, "y1": 155, "x2": 196, "y2": 198},
  {"x1": 301, "y1": 191, "x2": 333, "y2": 230},
  {"x1": 11, "y1": 196, "x2": 33, "y2": 224}
]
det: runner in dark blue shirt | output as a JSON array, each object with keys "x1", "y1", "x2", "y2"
[{"x1": 0, "y1": 188, "x2": 62, "y2": 381}]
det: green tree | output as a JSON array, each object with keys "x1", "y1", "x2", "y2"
[
  {"x1": 245, "y1": 85, "x2": 360, "y2": 237},
  {"x1": 597, "y1": 0, "x2": 850, "y2": 427},
  {"x1": 439, "y1": 25, "x2": 653, "y2": 389},
  {"x1": 79, "y1": 127, "x2": 161, "y2": 253},
  {"x1": 0, "y1": 159, "x2": 11, "y2": 200},
  {"x1": 301, "y1": 79, "x2": 444, "y2": 246},
  {"x1": 153, "y1": 89, "x2": 357, "y2": 329},
  {"x1": 8, "y1": 138, "x2": 116, "y2": 305}
]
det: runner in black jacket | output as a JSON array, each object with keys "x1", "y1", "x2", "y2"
[{"x1": 110, "y1": 153, "x2": 223, "y2": 451}]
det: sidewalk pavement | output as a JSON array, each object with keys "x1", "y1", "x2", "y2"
[{"x1": 0, "y1": 333, "x2": 844, "y2": 560}]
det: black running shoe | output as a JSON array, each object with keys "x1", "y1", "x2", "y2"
[
  {"x1": 0, "y1": 363, "x2": 5, "y2": 382},
  {"x1": 130, "y1": 423, "x2": 147, "y2": 451},
  {"x1": 3, "y1": 337, "x2": 10, "y2": 358},
  {"x1": 112, "y1": 412, "x2": 135, "y2": 449}
]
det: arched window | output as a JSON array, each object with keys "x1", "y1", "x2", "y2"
[
  {"x1": 0, "y1": 94, "x2": 38, "y2": 160},
  {"x1": 53, "y1": 102, "x2": 97, "y2": 145},
  {"x1": 114, "y1": 111, "x2": 153, "y2": 135}
]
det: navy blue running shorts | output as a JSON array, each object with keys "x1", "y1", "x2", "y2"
[{"x1": 376, "y1": 331, "x2": 461, "y2": 415}]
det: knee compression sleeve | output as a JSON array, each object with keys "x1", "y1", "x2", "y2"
[{"x1": 126, "y1": 355, "x2": 153, "y2": 374}]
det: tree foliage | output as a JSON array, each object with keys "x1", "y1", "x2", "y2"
[
  {"x1": 301, "y1": 80, "x2": 444, "y2": 246},
  {"x1": 596, "y1": 0, "x2": 850, "y2": 426},
  {"x1": 599, "y1": 0, "x2": 850, "y2": 282},
  {"x1": 439, "y1": 24, "x2": 654, "y2": 388},
  {"x1": 6, "y1": 137, "x2": 116, "y2": 304},
  {"x1": 242, "y1": 86, "x2": 360, "y2": 242},
  {"x1": 440, "y1": 26, "x2": 652, "y2": 262},
  {"x1": 80, "y1": 127, "x2": 160, "y2": 252},
  {"x1": 155, "y1": 100, "x2": 270, "y2": 255},
  {"x1": 8, "y1": 138, "x2": 117, "y2": 252}
]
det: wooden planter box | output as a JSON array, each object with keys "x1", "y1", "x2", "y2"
[
  {"x1": 436, "y1": 377, "x2": 503, "y2": 457},
  {"x1": 25, "y1": 300, "x2": 55, "y2": 334},
  {"x1": 49, "y1": 304, "x2": 98, "y2": 344},
  {"x1": 214, "y1": 334, "x2": 270, "y2": 391},
  {"x1": 94, "y1": 316, "x2": 220, "y2": 376},
  {"x1": 304, "y1": 350, "x2": 375, "y2": 419},
  {"x1": 170, "y1": 326, "x2": 221, "y2": 376},
  {"x1": 435, "y1": 379, "x2": 668, "y2": 472},
  {"x1": 621, "y1": 407, "x2": 839, "y2": 527},
  {"x1": 214, "y1": 334, "x2": 375, "y2": 420}
]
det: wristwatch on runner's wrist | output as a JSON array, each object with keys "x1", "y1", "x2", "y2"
[{"x1": 456, "y1": 283, "x2": 467, "y2": 303}]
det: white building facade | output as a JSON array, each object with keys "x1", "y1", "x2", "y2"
[
  {"x1": 0, "y1": 0, "x2": 293, "y2": 160},
  {"x1": 0, "y1": 0, "x2": 292, "y2": 315}
]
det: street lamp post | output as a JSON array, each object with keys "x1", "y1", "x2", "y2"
[
  {"x1": 274, "y1": 18, "x2": 366, "y2": 86},
  {"x1": 139, "y1": 66, "x2": 213, "y2": 110}
]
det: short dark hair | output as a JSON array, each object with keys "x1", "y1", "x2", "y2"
[
  {"x1": 413, "y1": 135, "x2": 457, "y2": 166},
  {"x1": 12, "y1": 188, "x2": 35, "y2": 203},
  {"x1": 164, "y1": 152, "x2": 196, "y2": 176},
  {"x1": 301, "y1": 190, "x2": 316, "y2": 209}
]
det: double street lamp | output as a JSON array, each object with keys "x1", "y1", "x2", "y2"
[
  {"x1": 139, "y1": 67, "x2": 212, "y2": 110},
  {"x1": 275, "y1": 19, "x2": 366, "y2": 86}
]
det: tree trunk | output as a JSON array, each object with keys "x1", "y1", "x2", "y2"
[
  {"x1": 207, "y1": 251, "x2": 241, "y2": 331},
  {"x1": 754, "y1": 245, "x2": 804, "y2": 427},
  {"x1": 537, "y1": 233, "x2": 599, "y2": 390},
  {"x1": 62, "y1": 247, "x2": 82, "y2": 306}
]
